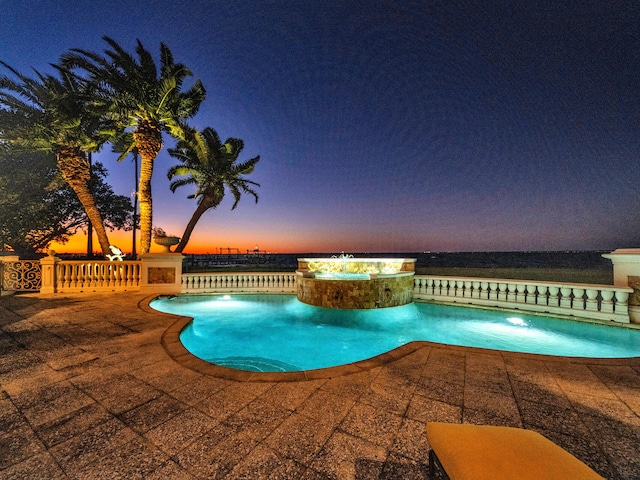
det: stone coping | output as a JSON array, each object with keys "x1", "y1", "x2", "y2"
[{"x1": 147, "y1": 296, "x2": 640, "y2": 383}]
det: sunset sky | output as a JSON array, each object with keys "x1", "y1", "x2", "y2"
[{"x1": 3, "y1": 1, "x2": 640, "y2": 254}]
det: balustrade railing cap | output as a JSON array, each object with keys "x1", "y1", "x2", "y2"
[{"x1": 603, "y1": 248, "x2": 640, "y2": 261}]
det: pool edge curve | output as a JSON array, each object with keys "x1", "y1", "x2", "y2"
[{"x1": 143, "y1": 296, "x2": 640, "y2": 382}]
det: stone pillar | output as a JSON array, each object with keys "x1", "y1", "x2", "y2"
[
  {"x1": 602, "y1": 248, "x2": 640, "y2": 323},
  {"x1": 139, "y1": 253, "x2": 183, "y2": 294},
  {"x1": 39, "y1": 250, "x2": 60, "y2": 294}
]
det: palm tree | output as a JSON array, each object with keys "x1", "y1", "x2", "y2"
[
  {"x1": 167, "y1": 127, "x2": 260, "y2": 253},
  {"x1": 0, "y1": 62, "x2": 114, "y2": 256},
  {"x1": 61, "y1": 37, "x2": 206, "y2": 254}
]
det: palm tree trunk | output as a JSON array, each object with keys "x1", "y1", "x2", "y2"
[
  {"x1": 133, "y1": 120, "x2": 162, "y2": 254},
  {"x1": 137, "y1": 153, "x2": 154, "y2": 254},
  {"x1": 134, "y1": 121, "x2": 163, "y2": 254},
  {"x1": 175, "y1": 197, "x2": 214, "y2": 253},
  {"x1": 57, "y1": 148, "x2": 111, "y2": 256}
]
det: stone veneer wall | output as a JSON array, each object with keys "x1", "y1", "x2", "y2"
[{"x1": 296, "y1": 274, "x2": 414, "y2": 309}]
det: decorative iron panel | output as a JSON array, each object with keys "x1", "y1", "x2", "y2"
[{"x1": 1, "y1": 260, "x2": 42, "y2": 292}]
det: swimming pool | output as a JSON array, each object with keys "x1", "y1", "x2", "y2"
[{"x1": 151, "y1": 294, "x2": 640, "y2": 372}]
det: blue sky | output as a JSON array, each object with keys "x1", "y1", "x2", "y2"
[{"x1": 2, "y1": 1, "x2": 640, "y2": 253}]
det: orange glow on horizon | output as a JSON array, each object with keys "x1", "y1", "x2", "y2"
[{"x1": 48, "y1": 230, "x2": 321, "y2": 255}]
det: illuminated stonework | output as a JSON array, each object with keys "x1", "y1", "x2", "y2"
[{"x1": 296, "y1": 257, "x2": 416, "y2": 309}]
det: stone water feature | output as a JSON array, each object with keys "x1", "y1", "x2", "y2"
[{"x1": 296, "y1": 253, "x2": 416, "y2": 309}]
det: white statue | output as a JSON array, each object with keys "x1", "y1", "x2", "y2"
[{"x1": 106, "y1": 245, "x2": 124, "y2": 261}]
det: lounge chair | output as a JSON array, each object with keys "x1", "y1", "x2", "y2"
[{"x1": 426, "y1": 422, "x2": 604, "y2": 479}]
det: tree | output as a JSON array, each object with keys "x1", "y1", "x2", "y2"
[
  {"x1": 167, "y1": 127, "x2": 260, "y2": 253},
  {"x1": 0, "y1": 61, "x2": 114, "y2": 256},
  {"x1": 0, "y1": 144, "x2": 132, "y2": 257},
  {"x1": 61, "y1": 37, "x2": 206, "y2": 254}
]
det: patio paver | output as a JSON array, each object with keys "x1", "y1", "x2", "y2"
[{"x1": 0, "y1": 292, "x2": 638, "y2": 479}]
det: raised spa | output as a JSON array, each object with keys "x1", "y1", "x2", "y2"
[{"x1": 296, "y1": 255, "x2": 416, "y2": 309}]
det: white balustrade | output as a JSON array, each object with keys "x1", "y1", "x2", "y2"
[
  {"x1": 181, "y1": 272, "x2": 297, "y2": 294},
  {"x1": 413, "y1": 275, "x2": 633, "y2": 324},
  {"x1": 56, "y1": 261, "x2": 141, "y2": 293},
  {"x1": 43, "y1": 261, "x2": 635, "y2": 325}
]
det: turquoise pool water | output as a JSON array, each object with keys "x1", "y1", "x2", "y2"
[{"x1": 151, "y1": 294, "x2": 640, "y2": 372}]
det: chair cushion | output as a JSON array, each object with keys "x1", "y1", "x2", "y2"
[{"x1": 426, "y1": 422, "x2": 604, "y2": 480}]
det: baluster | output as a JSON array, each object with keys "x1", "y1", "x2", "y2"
[
  {"x1": 131, "y1": 264, "x2": 138, "y2": 287},
  {"x1": 97, "y1": 263, "x2": 109, "y2": 287},
  {"x1": 62, "y1": 264, "x2": 70, "y2": 289},
  {"x1": 444, "y1": 280, "x2": 452, "y2": 298},
  {"x1": 600, "y1": 290, "x2": 614, "y2": 313},
  {"x1": 560, "y1": 287, "x2": 573, "y2": 309},
  {"x1": 83, "y1": 263, "x2": 90, "y2": 288},
  {"x1": 453, "y1": 280, "x2": 461, "y2": 297},
  {"x1": 85, "y1": 263, "x2": 91, "y2": 288},
  {"x1": 507, "y1": 283, "x2": 517, "y2": 303},
  {"x1": 497, "y1": 283, "x2": 507, "y2": 302},
  {"x1": 479, "y1": 281, "x2": 488, "y2": 299},
  {"x1": 135, "y1": 264, "x2": 141, "y2": 286},
  {"x1": 471, "y1": 281, "x2": 480, "y2": 299},
  {"x1": 585, "y1": 288, "x2": 599, "y2": 312},
  {"x1": 536, "y1": 285, "x2": 548, "y2": 306},
  {"x1": 463, "y1": 280, "x2": 471, "y2": 298},
  {"x1": 486, "y1": 282, "x2": 496, "y2": 301},
  {"x1": 547, "y1": 286, "x2": 560, "y2": 307},
  {"x1": 614, "y1": 291, "x2": 629, "y2": 318},
  {"x1": 111, "y1": 264, "x2": 119, "y2": 287},
  {"x1": 75, "y1": 263, "x2": 81, "y2": 288},
  {"x1": 83, "y1": 263, "x2": 89, "y2": 288},
  {"x1": 100, "y1": 263, "x2": 108, "y2": 287},
  {"x1": 572, "y1": 288, "x2": 585, "y2": 311},
  {"x1": 103, "y1": 264, "x2": 110, "y2": 287},
  {"x1": 96, "y1": 263, "x2": 103, "y2": 288},
  {"x1": 70, "y1": 264, "x2": 77, "y2": 288},
  {"x1": 73, "y1": 264, "x2": 81, "y2": 288},
  {"x1": 523, "y1": 284, "x2": 534, "y2": 304},
  {"x1": 105, "y1": 264, "x2": 113, "y2": 287},
  {"x1": 121, "y1": 264, "x2": 128, "y2": 287}
]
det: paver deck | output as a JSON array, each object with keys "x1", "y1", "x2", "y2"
[{"x1": 0, "y1": 292, "x2": 638, "y2": 479}]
